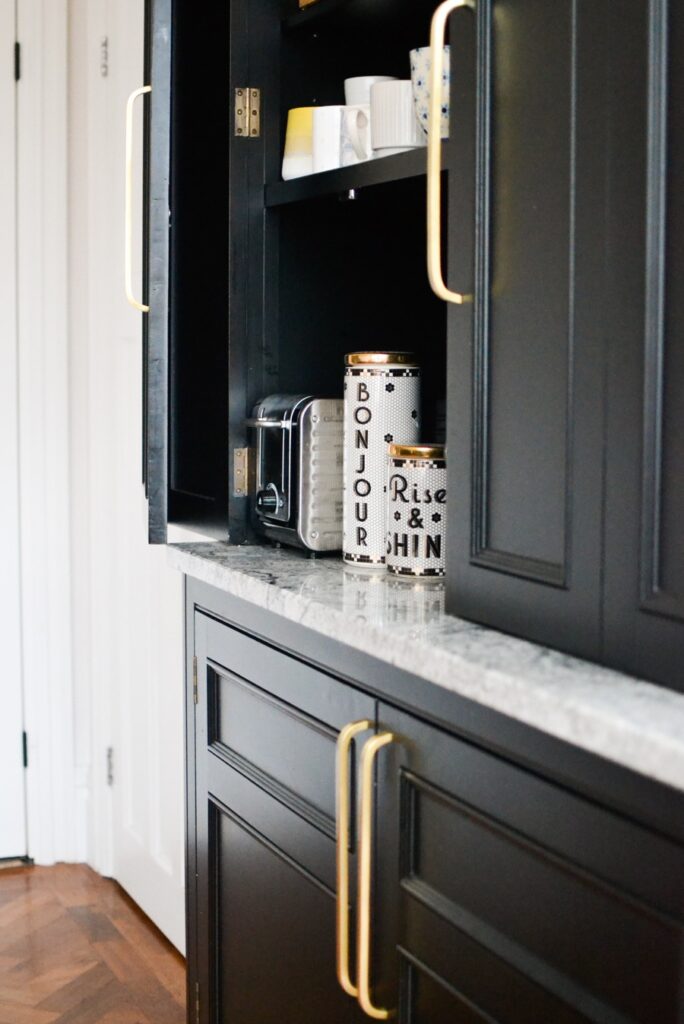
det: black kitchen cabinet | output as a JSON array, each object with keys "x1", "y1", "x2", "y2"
[
  {"x1": 377, "y1": 703, "x2": 684, "y2": 1024},
  {"x1": 444, "y1": 0, "x2": 684, "y2": 688},
  {"x1": 444, "y1": 0, "x2": 608, "y2": 658},
  {"x1": 141, "y1": 0, "x2": 683, "y2": 693},
  {"x1": 143, "y1": 0, "x2": 450, "y2": 546},
  {"x1": 602, "y1": 0, "x2": 684, "y2": 685},
  {"x1": 184, "y1": 578, "x2": 684, "y2": 1024},
  {"x1": 190, "y1": 608, "x2": 374, "y2": 1023}
]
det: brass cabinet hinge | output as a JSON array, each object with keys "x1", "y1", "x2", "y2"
[
  {"x1": 192, "y1": 656, "x2": 198, "y2": 705},
  {"x1": 195, "y1": 980, "x2": 200, "y2": 1024},
  {"x1": 234, "y1": 87, "x2": 261, "y2": 138},
  {"x1": 233, "y1": 446, "x2": 253, "y2": 497}
]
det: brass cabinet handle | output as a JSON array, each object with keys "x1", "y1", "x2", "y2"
[
  {"x1": 357, "y1": 731, "x2": 394, "y2": 1020},
  {"x1": 125, "y1": 85, "x2": 151, "y2": 312},
  {"x1": 336, "y1": 719, "x2": 371, "y2": 997},
  {"x1": 427, "y1": 0, "x2": 475, "y2": 304}
]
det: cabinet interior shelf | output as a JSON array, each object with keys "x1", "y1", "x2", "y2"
[
  {"x1": 282, "y1": 0, "x2": 349, "y2": 31},
  {"x1": 265, "y1": 147, "x2": 445, "y2": 208},
  {"x1": 282, "y1": 0, "x2": 432, "y2": 32}
]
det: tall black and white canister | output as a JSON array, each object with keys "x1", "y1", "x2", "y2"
[
  {"x1": 386, "y1": 443, "x2": 446, "y2": 578},
  {"x1": 343, "y1": 352, "x2": 421, "y2": 567}
]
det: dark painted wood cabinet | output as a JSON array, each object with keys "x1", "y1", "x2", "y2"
[
  {"x1": 185, "y1": 579, "x2": 684, "y2": 1023},
  {"x1": 142, "y1": 0, "x2": 683, "y2": 699},
  {"x1": 191, "y1": 609, "x2": 374, "y2": 1023},
  {"x1": 444, "y1": 0, "x2": 684, "y2": 689},
  {"x1": 377, "y1": 703, "x2": 684, "y2": 1023},
  {"x1": 601, "y1": 0, "x2": 684, "y2": 685},
  {"x1": 444, "y1": 0, "x2": 608, "y2": 659}
]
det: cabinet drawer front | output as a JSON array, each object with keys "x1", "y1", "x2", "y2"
[
  {"x1": 196, "y1": 611, "x2": 374, "y2": 858},
  {"x1": 208, "y1": 754, "x2": 335, "y2": 891},
  {"x1": 202, "y1": 612, "x2": 374, "y2": 728},
  {"x1": 379, "y1": 706, "x2": 684, "y2": 1024},
  {"x1": 211, "y1": 667, "x2": 339, "y2": 824}
]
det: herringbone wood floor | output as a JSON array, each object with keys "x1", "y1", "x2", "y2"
[{"x1": 0, "y1": 863, "x2": 186, "y2": 1024}]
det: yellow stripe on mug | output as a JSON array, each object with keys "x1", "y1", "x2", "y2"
[{"x1": 282, "y1": 107, "x2": 314, "y2": 179}]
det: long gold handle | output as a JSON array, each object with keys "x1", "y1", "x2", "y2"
[
  {"x1": 336, "y1": 719, "x2": 371, "y2": 997},
  {"x1": 125, "y1": 85, "x2": 151, "y2": 313},
  {"x1": 427, "y1": 0, "x2": 475, "y2": 304},
  {"x1": 357, "y1": 731, "x2": 394, "y2": 1020}
]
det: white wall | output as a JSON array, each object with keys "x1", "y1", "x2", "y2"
[
  {"x1": 4, "y1": 0, "x2": 186, "y2": 949},
  {"x1": 16, "y1": 0, "x2": 83, "y2": 865},
  {"x1": 0, "y1": 0, "x2": 27, "y2": 861},
  {"x1": 67, "y1": 0, "x2": 186, "y2": 950}
]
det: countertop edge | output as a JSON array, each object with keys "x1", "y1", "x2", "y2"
[{"x1": 168, "y1": 544, "x2": 684, "y2": 793}]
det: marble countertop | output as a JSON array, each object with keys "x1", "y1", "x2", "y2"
[{"x1": 168, "y1": 542, "x2": 684, "y2": 791}]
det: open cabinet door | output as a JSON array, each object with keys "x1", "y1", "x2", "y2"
[
  {"x1": 143, "y1": 0, "x2": 171, "y2": 542},
  {"x1": 143, "y1": 0, "x2": 249, "y2": 543}
]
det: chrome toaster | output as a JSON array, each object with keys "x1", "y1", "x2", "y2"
[{"x1": 247, "y1": 395, "x2": 344, "y2": 552}]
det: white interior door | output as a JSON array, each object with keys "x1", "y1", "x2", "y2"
[
  {"x1": 0, "y1": 0, "x2": 27, "y2": 861},
  {"x1": 68, "y1": 0, "x2": 185, "y2": 951}
]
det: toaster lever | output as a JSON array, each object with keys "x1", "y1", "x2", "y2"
[{"x1": 256, "y1": 483, "x2": 283, "y2": 514}]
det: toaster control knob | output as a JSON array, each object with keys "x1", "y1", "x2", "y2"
[{"x1": 256, "y1": 483, "x2": 282, "y2": 514}]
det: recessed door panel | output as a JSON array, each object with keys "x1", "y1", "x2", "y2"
[
  {"x1": 603, "y1": 0, "x2": 684, "y2": 687},
  {"x1": 214, "y1": 803, "x2": 367, "y2": 1024},
  {"x1": 446, "y1": 0, "x2": 608, "y2": 656},
  {"x1": 377, "y1": 703, "x2": 684, "y2": 1024},
  {"x1": 212, "y1": 669, "x2": 337, "y2": 823}
]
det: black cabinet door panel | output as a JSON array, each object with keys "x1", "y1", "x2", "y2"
[
  {"x1": 377, "y1": 704, "x2": 684, "y2": 1024},
  {"x1": 192, "y1": 611, "x2": 375, "y2": 1023},
  {"x1": 214, "y1": 801, "x2": 368, "y2": 1024},
  {"x1": 603, "y1": 0, "x2": 684, "y2": 688},
  {"x1": 446, "y1": 0, "x2": 608, "y2": 656},
  {"x1": 206, "y1": 748, "x2": 335, "y2": 891},
  {"x1": 400, "y1": 900, "x2": 585, "y2": 1024}
]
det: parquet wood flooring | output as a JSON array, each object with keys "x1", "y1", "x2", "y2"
[{"x1": 0, "y1": 864, "x2": 186, "y2": 1024}]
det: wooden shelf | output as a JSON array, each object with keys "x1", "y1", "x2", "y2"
[{"x1": 265, "y1": 147, "x2": 443, "y2": 208}]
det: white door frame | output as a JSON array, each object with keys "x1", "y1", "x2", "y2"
[{"x1": 15, "y1": 0, "x2": 85, "y2": 864}]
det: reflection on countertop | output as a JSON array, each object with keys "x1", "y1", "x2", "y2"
[{"x1": 168, "y1": 541, "x2": 684, "y2": 791}]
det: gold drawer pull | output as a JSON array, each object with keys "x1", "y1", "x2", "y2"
[
  {"x1": 125, "y1": 85, "x2": 151, "y2": 312},
  {"x1": 427, "y1": 0, "x2": 475, "y2": 304},
  {"x1": 357, "y1": 731, "x2": 394, "y2": 1019},
  {"x1": 336, "y1": 719, "x2": 371, "y2": 997}
]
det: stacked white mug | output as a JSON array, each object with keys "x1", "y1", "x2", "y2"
[{"x1": 370, "y1": 80, "x2": 427, "y2": 156}]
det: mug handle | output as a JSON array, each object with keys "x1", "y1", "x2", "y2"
[{"x1": 344, "y1": 108, "x2": 371, "y2": 161}]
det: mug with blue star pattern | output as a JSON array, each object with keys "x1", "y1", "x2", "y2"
[{"x1": 410, "y1": 46, "x2": 450, "y2": 140}]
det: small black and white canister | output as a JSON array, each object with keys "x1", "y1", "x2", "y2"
[
  {"x1": 386, "y1": 444, "x2": 446, "y2": 578},
  {"x1": 343, "y1": 352, "x2": 421, "y2": 568}
]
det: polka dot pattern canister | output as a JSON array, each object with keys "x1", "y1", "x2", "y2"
[
  {"x1": 343, "y1": 352, "x2": 421, "y2": 568},
  {"x1": 386, "y1": 443, "x2": 446, "y2": 578}
]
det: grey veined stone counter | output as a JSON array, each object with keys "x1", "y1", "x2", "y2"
[{"x1": 169, "y1": 542, "x2": 684, "y2": 792}]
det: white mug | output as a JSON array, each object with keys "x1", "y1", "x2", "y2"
[
  {"x1": 370, "y1": 80, "x2": 426, "y2": 156},
  {"x1": 410, "y1": 46, "x2": 450, "y2": 139},
  {"x1": 312, "y1": 105, "x2": 372, "y2": 173},
  {"x1": 344, "y1": 75, "x2": 396, "y2": 106}
]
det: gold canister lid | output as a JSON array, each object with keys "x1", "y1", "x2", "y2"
[
  {"x1": 345, "y1": 351, "x2": 417, "y2": 367},
  {"x1": 389, "y1": 443, "x2": 445, "y2": 460}
]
